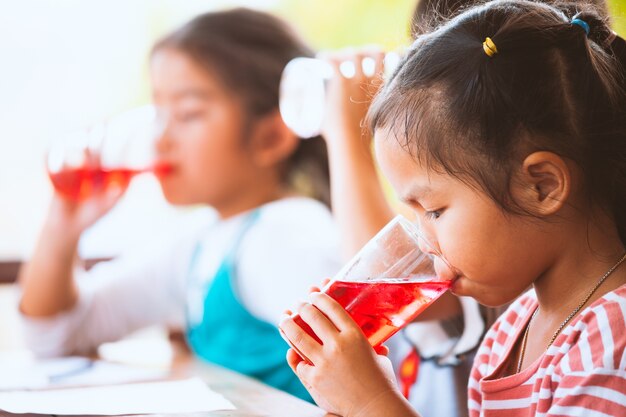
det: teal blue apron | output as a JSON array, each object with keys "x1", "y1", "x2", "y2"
[{"x1": 186, "y1": 210, "x2": 312, "y2": 402}]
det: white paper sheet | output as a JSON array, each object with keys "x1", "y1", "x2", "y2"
[
  {"x1": 0, "y1": 356, "x2": 167, "y2": 391},
  {"x1": 0, "y1": 377, "x2": 235, "y2": 415}
]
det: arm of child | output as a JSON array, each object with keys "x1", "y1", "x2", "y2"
[
  {"x1": 321, "y1": 49, "x2": 461, "y2": 321},
  {"x1": 19, "y1": 192, "x2": 123, "y2": 317},
  {"x1": 18, "y1": 219, "x2": 196, "y2": 357},
  {"x1": 321, "y1": 49, "x2": 396, "y2": 260},
  {"x1": 280, "y1": 292, "x2": 421, "y2": 417}
]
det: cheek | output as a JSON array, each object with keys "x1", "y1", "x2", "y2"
[
  {"x1": 434, "y1": 208, "x2": 506, "y2": 280},
  {"x1": 183, "y1": 124, "x2": 242, "y2": 171}
]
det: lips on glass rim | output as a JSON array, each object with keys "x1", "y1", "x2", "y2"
[{"x1": 153, "y1": 162, "x2": 174, "y2": 176}]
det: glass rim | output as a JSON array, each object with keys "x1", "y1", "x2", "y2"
[{"x1": 391, "y1": 214, "x2": 454, "y2": 272}]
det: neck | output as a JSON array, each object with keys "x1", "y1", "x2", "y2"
[
  {"x1": 533, "y1": 216, "x2": 626, "y2": 318},
  {"x1": 214, "y1": 174, "x2": 293, "y2": 220}
]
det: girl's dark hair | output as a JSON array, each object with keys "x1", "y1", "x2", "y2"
[
  {"x1": 153, "y1": 8, "x2": 331, "y2": 207},
  {"x1": 411, "y1": 0, "x2": 475, "y2": 37},
  {"x1": 410, "y1": 0, "x2": 611, "y2": 37},
  {"x1": 369, "y1": 0, "x2": 626, "y2": 244}
]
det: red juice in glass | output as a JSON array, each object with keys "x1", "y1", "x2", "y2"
[
  {"x1": 46, "y1": 105, "x2": 168, "y2": 201},
  {"x1": 49, "y1": 165, "x2": 141, "y2": 201},
  {"x1": 49, "y1": 162, "x2": 171, "y2": 201},
  {"x1": 284, "y1": 215, "x2": 452, "y2": 363},
  {"x1": 291, "y1": 277, "x2": 451, "y2": 359}
]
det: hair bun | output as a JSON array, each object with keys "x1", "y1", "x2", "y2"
[{"x1": 571, "y1": 10, "x2": 613, "y2": 48}]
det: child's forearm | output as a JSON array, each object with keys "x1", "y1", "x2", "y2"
[
  {"x1": 19, "y1": 206, "x2": 81, "y2": 317},
  {"x1": 326, "y1": 135, "x2": 395, "y2": 260}
]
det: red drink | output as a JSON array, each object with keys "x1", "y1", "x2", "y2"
[
  {"x1": 49, "y1": 166, "x2": 141, "y2": 201},
  {"x1": 292, "y1": 278, "x2": 451, "y2": 353}
]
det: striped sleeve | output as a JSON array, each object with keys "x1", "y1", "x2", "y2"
[
  {"x1": 546, "y1": 368, "x2": 626, "y2": 416},
  {"x1": 546, "y1": 293, "x2": 626, "y2": 417}
]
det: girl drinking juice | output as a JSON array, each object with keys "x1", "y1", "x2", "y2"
[{"x1": 280, "y1": 0, "x2": 626, "y2": 414}]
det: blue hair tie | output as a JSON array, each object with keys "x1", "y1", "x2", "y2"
[{"x1": 571, "y1": 18, "x2": 590, "y2": 36}]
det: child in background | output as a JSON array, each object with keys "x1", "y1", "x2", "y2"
[
  {"x1": 18, "y1": 8, "x2": 340, "y2": 401},
  {"x1": 281, "y1": 0, "x2": 626, "y2": 415}
]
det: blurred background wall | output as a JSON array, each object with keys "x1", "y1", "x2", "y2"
[
  {"x1": 0, "y1": 0, "x2": 420, "y2": 261},
  {"x1": 0, "y1": 0, "x2": 624, "y2": 260},
  {"x1": 0, "y1": 0, "x2": 624, "y2": 349}
]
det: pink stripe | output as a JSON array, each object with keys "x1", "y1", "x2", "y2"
[{"x1": 468, "y1": 287, "x2": 626, "y2": 416}]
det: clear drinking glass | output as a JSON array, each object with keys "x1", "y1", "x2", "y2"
[
  {"x1": 47, "y1": 105, "x2": 168, "y2": 201},
  {"x1": 289, "y1": 215, "x2": 452, "y2": 361},
  {"x1": 279, "y1": 52, "x2": 401, "y2": 139}
]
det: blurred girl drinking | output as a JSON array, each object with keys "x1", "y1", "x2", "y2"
[{"x1": 19, "y1": 8, "x2": 340, "y2": 401}]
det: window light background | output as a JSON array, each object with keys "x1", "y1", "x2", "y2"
[{"x1": 0, "y1": 0, "x2": 624, "y2": 260}]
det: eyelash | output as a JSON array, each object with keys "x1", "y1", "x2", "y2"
[
  {"x1": 176, "y1": 110, "x2": 204, "y2": 123},
  {"x1": 424, "y1": 209, "x2": 443, "y2": 220}
]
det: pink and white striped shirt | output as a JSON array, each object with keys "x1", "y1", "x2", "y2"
[{"x1": 469, "y1": 284, "x2": 626, "y2": 417}]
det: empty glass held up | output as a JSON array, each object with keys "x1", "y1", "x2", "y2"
[{"x1": 279, "y1": 52, "x2": 401, "y2": 139}]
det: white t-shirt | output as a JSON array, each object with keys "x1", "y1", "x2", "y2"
[{"x1": 20, "y1": 197, "x2": 341, "y2": 357}]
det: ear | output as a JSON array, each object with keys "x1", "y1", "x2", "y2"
[
  {"x1": 248, "y1": 110, "x2": 299, "y2": 167},
  {"x1": 512, "y1": 151, "x2": 571, "y2": 216}
]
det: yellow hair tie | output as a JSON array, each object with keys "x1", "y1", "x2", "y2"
[{"x1": 483, "y1": 37, "x2": 498, "y2": 58}]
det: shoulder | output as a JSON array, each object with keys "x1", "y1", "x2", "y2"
[
  {"x1": 557, "y1": 284, "x2": 626, "y2": 372},
  {"x1": 547, "y1": 286, "x2": 626, "y2": 414},
  {"x1": 245, "y1": 197, "x2": 339, "y2": 252},
  {"x1": 234, "y1": 198, "x2": 342, "y2": 323},
  {"x1": 237, "y1": 197, "x2": 341, "y2": 279}
]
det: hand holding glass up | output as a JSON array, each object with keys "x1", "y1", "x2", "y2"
[
  {"x1": 47, "y1": 106, "x2": 168, "y2": 201},
  {"x1": 283, "y1": 215, "x2": 452, "y2": 363}
]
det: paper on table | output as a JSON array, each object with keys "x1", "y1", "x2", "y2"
[
  {"x1": 0, "y1": 356, "x2": 168, "y2": 391},
  {"x1": 48, "y1": 360, "x2": 168, "y2": 388},
  {"x1": 0, "y1": 351, "x2": 47, "y2": 391},
  {"x1": 0, "y1": 377, "x2": 235, "y2": 415}
]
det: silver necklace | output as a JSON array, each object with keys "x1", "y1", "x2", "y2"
[{"x1": 516, "y1": 252, "x2": 626, "y2": 374}]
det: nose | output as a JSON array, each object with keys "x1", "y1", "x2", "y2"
[
  {"x1": 415, "y1": 232, "x2": 454, "y2": 280},
  {"x1": 417, "y1": 236, "x2": 435, "y2": 256},
  {"x1": 433, "y1": 256, "x2": 456, "y2": 281},
  {"x1": 155, "y1": 130, "x2": 173, "y2": 155},
  {"x1": 153, "y1": 107, "x2": 174, "y2": 154},
  {"x1": 416, "y1": 230, "x2": 440, "y2": 257}
]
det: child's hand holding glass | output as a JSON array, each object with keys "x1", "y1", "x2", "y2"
[
  {"x1": 46, "y1": 106, "x2": 166, "y2": 235},
  {"x1": 280, "y1": 216, "x2": 451, "y2": 416},
  {"x1": 281, "y1": 292, "x2": 415, "y2": 417}
]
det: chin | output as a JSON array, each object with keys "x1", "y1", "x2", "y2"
[
  {"x1": 157, "y1": 177, "x2": 195, "y2": 205},
  {"x1": 451, "y1": 277, "x2": 526, "y2": 308},
  {"x1": 160, "y1": 186, "x2": 195, "y2": 206}
]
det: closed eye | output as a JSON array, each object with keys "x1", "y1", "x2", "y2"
[
  {"x1": 424, "y1": 209, "x2": 443, "y2": 220},
  {"x1": 175, "y1": 110, "x2": 205, "y2": 123}
]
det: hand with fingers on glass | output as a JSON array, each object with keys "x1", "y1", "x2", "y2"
[
  {"x1": 280, "y1": 291, "x2": 418, "y2": 417},
  {"x1": 320, "y1": 48, "x2": 386, "y2": 147}
]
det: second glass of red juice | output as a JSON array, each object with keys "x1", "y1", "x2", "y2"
[
  {"x1": 47, "y1": 106, "x2": 168, "y2": 201},
  {"x1": 289, "y1": 215, "x2": 452, "y2": 362}
]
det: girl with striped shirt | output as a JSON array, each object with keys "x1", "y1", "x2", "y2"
[{"x1": 279, "y1": 0, "x2": 626, "y2": 415}]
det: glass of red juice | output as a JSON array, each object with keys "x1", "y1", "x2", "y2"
[
  {"x1": 288, "y1": 215, "x2": 452, "y2": 363},
  {"x1": 47, "y1": 105, "x2": 168, "y2": 201}
]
